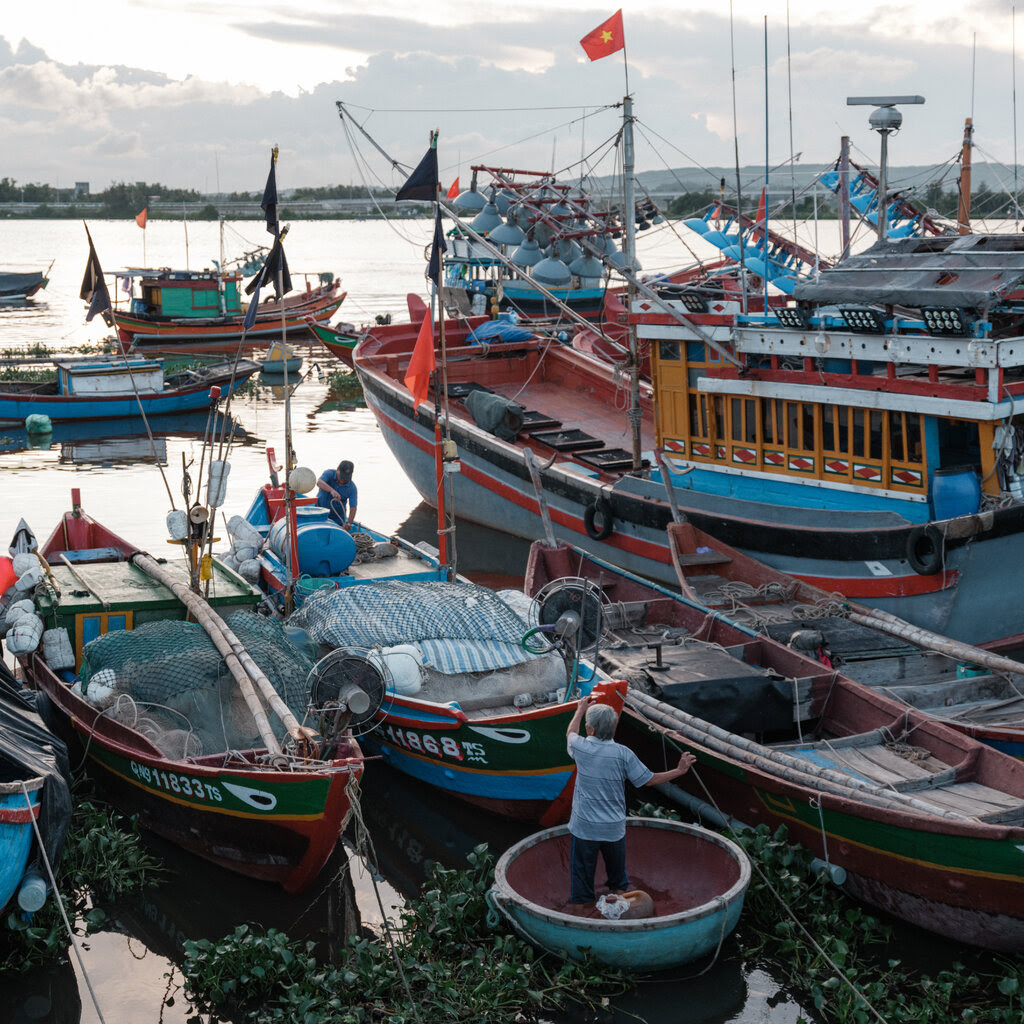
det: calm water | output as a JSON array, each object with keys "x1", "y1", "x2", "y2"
[{"x1": 0, "y1": 217, "x2": 814, "y2": 1023}]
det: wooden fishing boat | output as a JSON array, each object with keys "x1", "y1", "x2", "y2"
[
  {"x1": 0, "y1": 357, "x2": 259, "y2": 425},
  {"x1": 110, "y1": 268, "x2": 345, "y2": 354},
  {"x1": 665, "y1": 519, "x2": 1024, "y2": 758},
  {"x1": 524, "y1": 539, "x2": 1024, "y2": 951},
  {"x1": 306, "y1": 316, "x2": 361, "y2": 367},
  {"x1": 17, "y1": 493, "x2": 367, "y2": 892},
  {"x1": 488, "y1": 818, "x2": 750, "y2": 971},
  {"x1": 0, "y1": 267, "x2": 50, "y2": 301},
  {"x1": 282, "y1": 567, "x2": 593, "y2": 824}
]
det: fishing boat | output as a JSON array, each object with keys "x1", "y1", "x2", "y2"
[
  {"x1": 233, "y1": 450, "x2": 451, "y2": 612},
  {"x1": 0, "y1": 357, "x2": 259, "y2": 425},
  {"x1": 357, "y1": 227, "x2": 1024, "y2": 647},
  {"x1": 524, "y1": 539, "x2": 1024, "y2": 951},
  {"x1": 0, "y1": 266, "x2": 51, "y2": 301},
  {"x1": 664, "y1": 519, "x2": 1024, "y2": 758},
  {"x1": 15, "y1": 492, "x2": 371, "y2": 892},
  {"x1": 488, "y1": 818, "x2": 750, "y2": 971},
  {"x1": 306, "y1": 316, "x2": 361, "y2": 367},
  {"x1": 0, "y1": 665, "x2": 71, "y2": 915},
  {"x1": 110, "y1": 268, "x2": 345, "y2": 354}
]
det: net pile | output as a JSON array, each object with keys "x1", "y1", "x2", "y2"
[
  {"x1": 78, "y1": 613, "x2": 314, "y2": 759},
  {"x1": 293, "y1": 581, "x2": 547, "y2": 673}
]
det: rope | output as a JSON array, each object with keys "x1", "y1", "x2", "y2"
[
  {"x1": 344, "y1": 776, "x2": 424, "y2": 1024},
  {"x1": 19, "y1": 782, "x2": 108, "y2": 1024},
  {"x1": 679, "y1": 767, "x2": 890, "y2": 1024}
]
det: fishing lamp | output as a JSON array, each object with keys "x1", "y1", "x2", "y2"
[
  {"x1": 678, "y1": 292, "x2": 708, "y2": 314},
  {"x1": 839, "y1": 307, "x2": 888, "y2": 333},
  {"x1": 775, "y1": 306, "x2": 812, "y2": 329},
  {"x1": 489, "y1": 218, "x2": 526, "y2": 247},
  {"x1": 531, "y1": 255, "x2": 572, "y2": 288},
  {"x1": 921, "y1": 307, "x2": 971, "y2": 336},
  {"x1": 511, "y1": 238, "x2": 543, "y2": 269},
  {"x1": 569, "y1": 254, "x2": 605, "y2": 285},
  {"x1": 471, "y1": 200, "x2": 503, "y2": 235}
]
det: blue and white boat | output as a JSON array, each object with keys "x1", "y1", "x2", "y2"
[{"x1": 0, "y1": 357, "x2": 259, "y2": 425}]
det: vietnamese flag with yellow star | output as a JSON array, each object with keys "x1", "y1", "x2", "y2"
[{"x1": 580, "y1": 9, "x2": 624, "y2": 61}]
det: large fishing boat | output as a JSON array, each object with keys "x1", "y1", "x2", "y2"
[{"x1": 356, "y1": 229, "x2": 1024, "y2": 646}]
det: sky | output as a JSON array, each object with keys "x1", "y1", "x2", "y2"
[{"x1": 1, "y1": 1, "x2": 1022, "y2": 195}]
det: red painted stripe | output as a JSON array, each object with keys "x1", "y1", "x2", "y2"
[
  {"x1": 0, "y1": 804, "x2": 40, "y2": 824},
  {"x1": 792, "y1": 569, "x2": 958, "y2": 598}
]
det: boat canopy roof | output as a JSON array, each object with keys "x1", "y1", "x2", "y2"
[{"x1": 793, "y1": 234, "x2": 1024, "y2": 309}]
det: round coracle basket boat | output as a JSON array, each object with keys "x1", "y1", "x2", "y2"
[{"x1": 488, "y1": 817, "x2": 751, "y2": 973}]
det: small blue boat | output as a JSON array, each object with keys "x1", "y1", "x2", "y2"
[
  {"x1": 0, "y1": 777, "x2": 44, "y2": 911},
  {"x1": 0, "y1": 668, "x2": 72, "y2": 915},
  {"x1": 0, "y1": 357, "x2": 260, "y2": 426},
  {"x1": 488, "y1": 817, "x2": 751, "y2": 972}
]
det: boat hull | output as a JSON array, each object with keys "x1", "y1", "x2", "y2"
[
  {"x1": 0, "y1": 365, "x2": 257, "y2": 425},
  {"x1": 0, "y1": 779, "x2": 42, "y2": 911},
  {"x1": 116, "y1": 286, "x2": 344, "y2": 352},
  {"x1": 489, "y1": 818, "x2": 750, "y2": 971},
  {"x1": 363, "y1": 693, "x2": 580, "y2": 825},
  {"x1": 29, "y1": 658, "x2": 360, "y2": 892}
]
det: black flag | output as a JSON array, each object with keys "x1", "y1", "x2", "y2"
[
  {"x1": 396, "y1": 144, "x2": 438, "y2": 202},
  {"x1": 80, "y1": 223, "x2": 113, "y2": 326},
  {"x1": 261, "y1": 150, "x2": 279, "y2": 234},
  {"x1": 243, "y1": 228, "x2": 292, "y2": 331},
  {"x1": 427, "y1": 205, "x2": 446, "y2": 286}
]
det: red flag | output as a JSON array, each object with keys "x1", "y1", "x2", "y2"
[
  {"x1": 135, "y1": 207, "x2": 147, "y2": 229},
  {"x1": 752, "y1": 186, "x2": 766, "y2": 239},
  {"x1": 580, "y1": 10, "x2": 624, "y2": 61},
  {"x1": 404, "y1": 311, "x2": 436, "y2": 407},
  {"x1": 446, "y1": 177, "x2": 460, "y2": 201}
]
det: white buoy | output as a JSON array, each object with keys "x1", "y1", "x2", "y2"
[{"x1": 208, "y1": 460, "x2": 231, "y2": 508}]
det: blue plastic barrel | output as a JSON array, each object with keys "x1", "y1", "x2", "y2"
[
  {"x1": 267, "y1": 507, "x2": 356, "y2": 577},
  {"x1": 932, "y1": 466, "x2": 981, "y2": 520}
]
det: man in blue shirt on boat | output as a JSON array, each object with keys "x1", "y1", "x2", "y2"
[
  {"x1": 566, "y1": 694, "x2": 696, "y2": 912},
  {"x1": 316, "y1": 460, "x2": 358, "y2": 530}
]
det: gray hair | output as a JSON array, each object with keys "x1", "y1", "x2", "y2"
[{"x1": 586, "y1": 702, "x2": 617, "y2": 740}]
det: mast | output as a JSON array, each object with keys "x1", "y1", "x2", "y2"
[
  {"x1": 957, "y1": 116, "x2": 973, "y2": 235},
  {"x1": 622, "y1": 95, "x2": 643, "y2": 472},
  {"x1": 839, "y1": 136, "x2": 851, "y2": 261}
]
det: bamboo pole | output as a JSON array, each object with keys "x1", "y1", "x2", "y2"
[
  {"x1": 131, "y1": 553, "x2": 317, "y2": 753},
  {"x1": 626, "y1": 691, "x2": 974, "y2": 821},
  {"x1": 847, "y1": 609, "x2": 1024, "y2": 680}
]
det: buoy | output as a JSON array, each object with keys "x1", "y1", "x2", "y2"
[{"x1": 208, "y1": 460, "x2": 231, "y2": 508}]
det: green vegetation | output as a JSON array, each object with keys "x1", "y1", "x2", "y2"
[
  {"x1": 180, "y1": 844, "x2": 629, "y2": 1023},
  {"x1": 634, "y1": 801, "x2": 1024, "y2": 1023},
  {"x1": 1, "y1": 793, "x2": 162, "y2": 971},
  {"x1": 326, "y1": 368, "x2": 362, "y2": 397}
]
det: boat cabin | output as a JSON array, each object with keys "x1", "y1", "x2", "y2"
[
  {"x1": 56, "y1": 360, "x2": 163, "y2": 396},
  {"x1": 637, "y1": 234, "x2": 1024, "y2": 521},
  {"x1": 117, "y1": 268, "x2": 243, "y2": 320}
]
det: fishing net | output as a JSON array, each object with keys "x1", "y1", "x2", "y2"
[
  {"x1": 290, "y1": 580, "x2": 566, "y2": 705},
  {"x1": 77, "y1": 613, "x2": 314, "y2": 760}
]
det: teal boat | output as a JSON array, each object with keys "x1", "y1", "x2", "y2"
[{"x1": 488, "y1": 818, "x2": 751, "y2": 972}]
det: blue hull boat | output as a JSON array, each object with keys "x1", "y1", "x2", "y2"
[
  {"x1": 0, "y1": 358, "x2": 260, "y2": 426},
  {"x1": 0, "y1": 777, "x2": 44, "y2": 911},
  {"x1": 488, "y1": 817, "x2": 751, "y2": 972}
]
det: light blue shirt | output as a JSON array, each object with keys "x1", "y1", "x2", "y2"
[{"x1": 567, "y1": 733, "x2": 653, "y2": 841}]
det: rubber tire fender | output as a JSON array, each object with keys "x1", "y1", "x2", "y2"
[
  {"x1": 907, "y1": 524, "x2": 943, "y2": 576},
  {"x1": 583, "y1": 497, "x2": 615, "y2": 541}
]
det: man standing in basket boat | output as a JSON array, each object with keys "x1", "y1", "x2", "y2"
[
  {"x1": 566, "y1": 694, "x2": 696, "y2": 912},
  {"x1": 316, "y1": 459, "x2": 358, "y2": 530}
]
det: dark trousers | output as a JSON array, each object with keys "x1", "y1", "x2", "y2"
[{"x1": 569, "y1": 834, "x2": 629, "y2": 904}]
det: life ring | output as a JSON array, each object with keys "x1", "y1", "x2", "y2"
[
  {"x1": 583, "y1": 498, "x2": 615, "y2": 540},
  {"x1": 907, "y1": 524, "x2": 943, "y2": 576}
]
